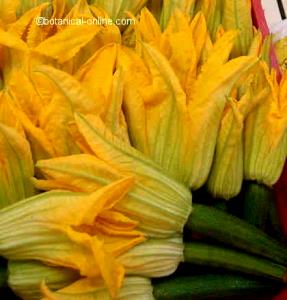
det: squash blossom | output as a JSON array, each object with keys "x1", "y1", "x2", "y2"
[
  {"x1": 0, "y1": 3, "x2": 192, "y2": 295},
  {"x1": 206, "y1": 81, "x2": 268, "y2": 199},
  {"x1": 126, "y1": 8, "x2": 258, "y2": 189},
  {"x1": 8, "y1": 261, "x2": 79, "y2": 300},
  {"x1": 207, "y1": 92, "x2": 250, "y2": 199},
  {"x1": 0, "y1": 98, "x2": 191, "y2": 298},
  {"x1": 149, "y1": 0, "x2": 253, "y2": 50},
  {"x1": 244, "y1": 63, "x2": 287, "y2": 186},
  {"x1": 0, "y1": 171, "x2": 190, "y2": 298},
  {"x1": 9, "y1": 261, "x2": 154, "y2": 300},
  {"x1": 206, "y1": 21, "x2": 276, "y2": 199},
  {"x1": 33, "y1": 113, "x2": 191, "y2": 239},
  {"x1": 0, "y1": 0, "x2": 123, "y2": 160},
  {"x1": 0, "y1": 173, "x2": 191, "y2": 296},
  {"x1": 0, "y1": 179, "x2": 140, "y2": 297},
  {"x1": 0, "y1": 1, "x2": 276, "y2": 299},
  {"x1": 41, "y1": 276, "x2": 154, "y2": 300}
]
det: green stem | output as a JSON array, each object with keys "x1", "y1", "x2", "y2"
[
  {"x1": 153, "y1": 275, "x2": 280, "y2": 300},
  {"x1": 184, "y1": 242, "x2": 287, "y2": 281},
  {"x1": 186, "y1": 203, "x2": 287, "y2": 265}
]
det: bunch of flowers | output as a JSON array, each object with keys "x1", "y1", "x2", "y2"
[{"x1": 0, "y1": 0, "x2": 287, "y2": 299}]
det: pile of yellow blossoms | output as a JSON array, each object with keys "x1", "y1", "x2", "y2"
[{"x1": 0, "y1": 0, "x2": 286, "y2": 299}]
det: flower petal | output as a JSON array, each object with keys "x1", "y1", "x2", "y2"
[
  {"x1": 41, "y1": 276, "x2": 154, "y2": 300},
  {"x1": 34, "y1": 24, "x2": 101, "y2": 63},
  {"x1": 9, "y1": 260, "x2": 79, "y2": 300},
  {"x1": 0, "y1": 123, "x2": 35, "y2": 208},
  {"x1": 187, "y1": 55, "x2": 258, "y2": 189}
]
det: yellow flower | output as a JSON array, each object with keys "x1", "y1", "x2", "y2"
[
  {"x1": 207, "y1": 97, "x2": 246, "y2": 199},
  {"x1": 185, "y1": 34, "x2": 257, "y2": 189},
  {"x1": 128, "y1": 10, "x2": 258, "y2": 188},
  {"x1": 0, "y1": 0, "x2": 122, "y2": 160},
  {"x1": 244, "y1": 64, "x2": 287, "y2": 186},
  {"x1": 1, "y1": 2, "x2": 257, "y2": 191},
  {"x1": 8, "y1": 260, "x2": 154, "y2": 300},
  {"x1": 41, "y1": 276, "x2": 154, "y2": 300},
  {"x1": 0, "y1": 178, "x2": 145, "y2": 297},
  {"x1": 207, "y1": 81, "x2": 268, "y2": 199},
  {"x1": 0, "y1": 97, "x2": 190, "y2": 297},
  {"x1": 33, "y1": 113, "x2": 192, "y2": 238},
  {"x1": 8, "y1": 260, "x2": 79, "y2": 300},
  {"x1": 0, "y1": 112, "x2": 191, "y2": 298}
]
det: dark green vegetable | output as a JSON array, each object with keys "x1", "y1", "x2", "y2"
[
  {"x1": 243, "y1": 182, "x2": 272, "y2": 230},
  {"x1": 0, "y1": 265, "x2": 7, "y2": 288},
  {"x1": 213, "y1": 200, "x2": 228, "y2": 212},
  {"x1": 153, "y1": 274, "x2": 280, "y2": 299},
  {"x1": 186, "y1": 204, "x2": 287, "y2": 265},
  {"x1": 184, "y1": 242, "x2": 287, "y2": 281}
]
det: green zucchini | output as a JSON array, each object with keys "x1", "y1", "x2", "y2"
[
  {"x1": 0, "y1": 265, "x2": 7, "y2": 288},
  {"x1": 186, "y1": 203, "x2": 287, "y2": 265},
  {"x1": 243, "y1": 182, "x2": 272, "y2": 230},
  {"x1": 153, "y1": 274, "x2": 280, "y2": 299},
  {"x1": 184, "y1": 242, "x2": 287, "y2": 281}
]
